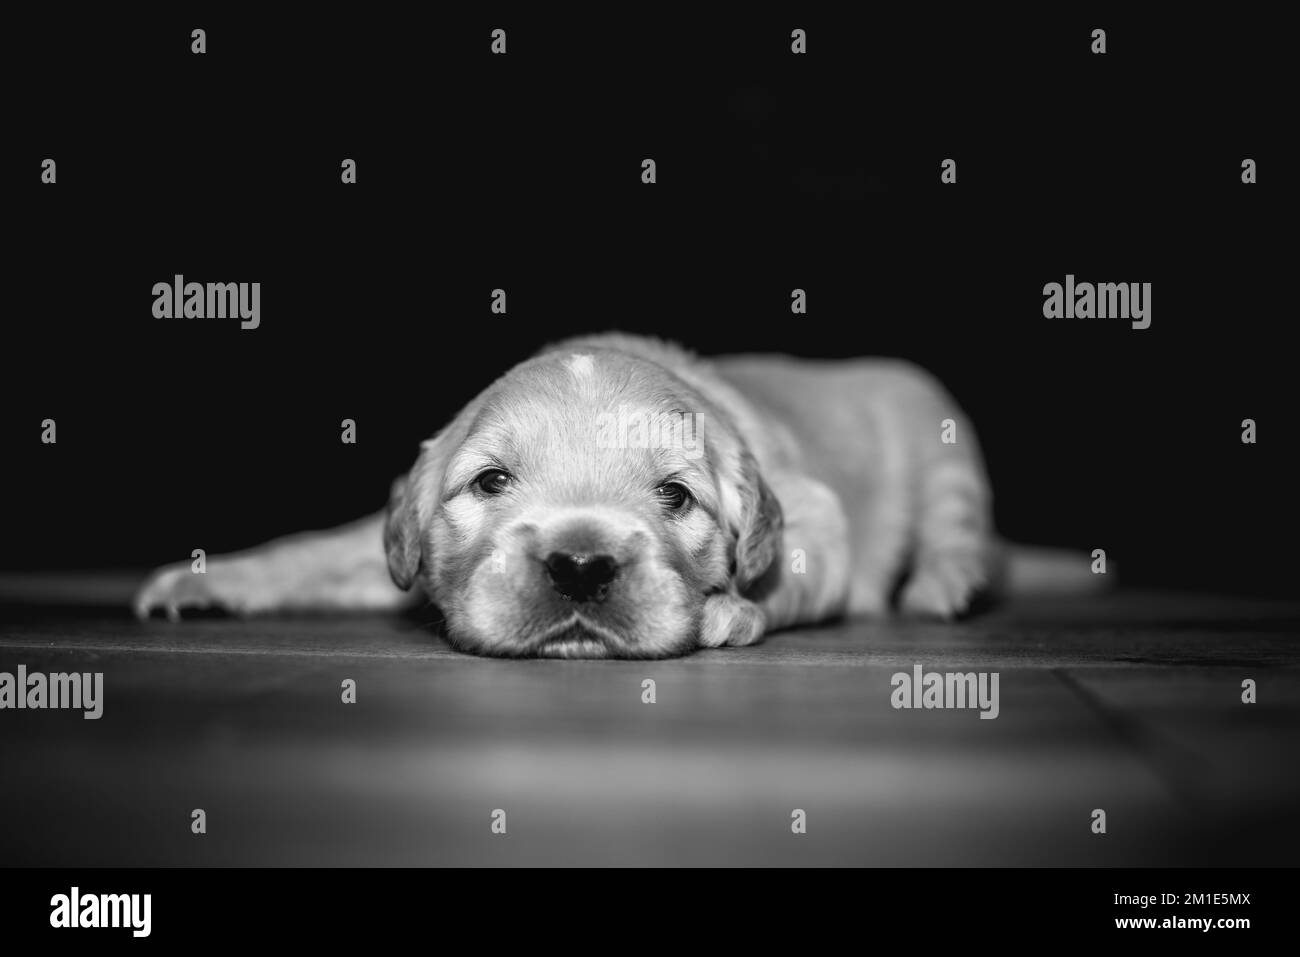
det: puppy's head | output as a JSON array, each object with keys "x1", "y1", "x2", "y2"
[{"x1": 384, "y1": 348, "x2": 781, "y2": 658}]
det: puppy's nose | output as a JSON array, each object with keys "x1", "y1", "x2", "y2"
[{"x1": 545, "y1": 552, "x2": 618, "y2": 603}]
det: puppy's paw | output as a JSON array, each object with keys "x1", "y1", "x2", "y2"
[
  {"x1": 898, "y1": 553, "x2": 988, "y2": 621},
  {"x1": 133, "y1": 558, "x2": 277, "y2": 620},
  {"x1": 698, "y1": 593, "x2": 767, "y2": 648}
]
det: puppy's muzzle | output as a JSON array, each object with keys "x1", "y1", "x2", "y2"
[{"x1": 545, "y1": 552, "x2": 618, "y2": 603}]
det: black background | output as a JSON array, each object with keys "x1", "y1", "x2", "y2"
[{"x1": 3, "y1": 11, "x2": 1291, "y2": 596}]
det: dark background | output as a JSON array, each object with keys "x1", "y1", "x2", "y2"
[{"x1": 2, "y1": 11, "x2": 1291, "y2": 596}]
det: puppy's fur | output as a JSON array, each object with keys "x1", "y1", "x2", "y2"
[{"x1": 135, "y1": 334, "x2": 1098, "y2": 657}]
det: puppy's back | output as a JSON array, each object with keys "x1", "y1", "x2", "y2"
[{"x1": 714, "y1": 353, "x2": 980, "y2": 474}]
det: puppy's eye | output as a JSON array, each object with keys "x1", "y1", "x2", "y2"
[
  {"x1": 655, "y1": 482, "x2": 692, "y2": 511},
  {"x1": 474, "y1": 469, "x2": 512, "y2": 496}
]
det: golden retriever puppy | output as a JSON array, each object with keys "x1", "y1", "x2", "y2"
[{"x1": 134, "y1": 333, "x2": 1095, "y2": 657}]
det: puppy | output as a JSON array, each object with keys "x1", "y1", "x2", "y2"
[{"x1": 135, "y1": 334, "x2": 1098, "y2": 657}]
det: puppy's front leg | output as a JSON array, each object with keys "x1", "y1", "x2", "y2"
[
  {"x1": 699, "y1": 471, "x2": 851, "y2": 648},
  {"x1": 133, "y1": 513, "x2": 417, "y2": 620},
  {"x1": 753, "y1": 471, "x2": 852, "y2": 632}
]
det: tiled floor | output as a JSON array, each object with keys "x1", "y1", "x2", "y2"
[{"x1": 0, "y1": 577, "x2": 1296, "y2": 865}]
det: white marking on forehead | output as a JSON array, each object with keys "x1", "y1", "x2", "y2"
[{"x1": 567, "y1": 353, "x2": 595, "y2": 379}]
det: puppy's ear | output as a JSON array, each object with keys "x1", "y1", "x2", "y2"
[
  {"x1": 383, "y1": 432, "x2": 454, "y2": 590},
  {"x1": 725, "y1": 450, "x2": 784, "y2": 591},
  {"x1": 383, "y1": 474, "x2": 422, "y2": 590}
]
